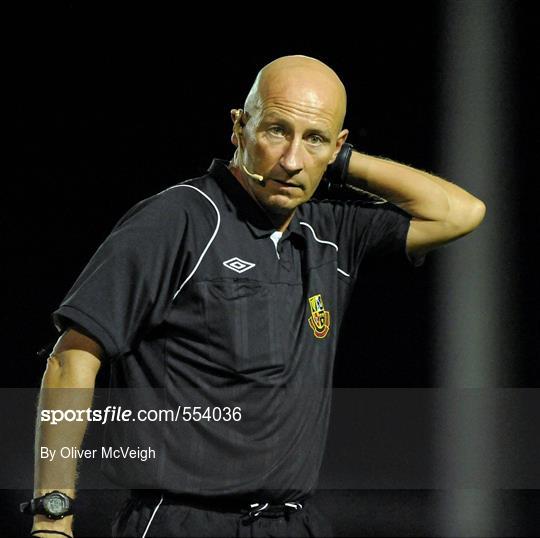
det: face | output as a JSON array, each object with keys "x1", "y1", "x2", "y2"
[{"x1": 232, "y1": 79, "x2": 348, "y2": 220}]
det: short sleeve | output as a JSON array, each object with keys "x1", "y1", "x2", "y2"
[
  {"x1": 52, "y1": 190, "x2": 193, "y2": 359},
  {"x1": 332, "y1": 200, "x2": 416, "y2": 277}
]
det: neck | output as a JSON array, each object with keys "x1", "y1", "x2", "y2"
[{"x1": 274, "y1": 212, "x2": 295, "y2": 232}]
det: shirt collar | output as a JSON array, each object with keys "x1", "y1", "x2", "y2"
[{"x1": 207, "y1": 159, "x2": 306, "y2": 242}]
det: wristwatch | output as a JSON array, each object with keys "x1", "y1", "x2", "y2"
[
  {"x1": 324, "y1": 142, "x2": 354, "y2": 191},
  {"x1": 20, "y1": 490, "x2": 75, "y2": 519}
]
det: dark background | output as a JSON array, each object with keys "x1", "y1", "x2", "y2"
[{"x1": 4, "y1": 1, "x2": 538, "y2": 536}]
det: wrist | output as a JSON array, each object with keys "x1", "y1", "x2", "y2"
[
  {"x1": 346, "y1": 151, "x2": 372, "y2": 188},
  {"x1": 32, "y1": 514, "x2": 73, "y2": 530},
  {"x1": 30, "y1": 530, "x2": 73, "y2": 538},
  {"x1": 32, "y1": 520, "x2": 73, "y2": 538},
  {"x1": 325, "y1": 142, "x2": 354, "y2": 189}
]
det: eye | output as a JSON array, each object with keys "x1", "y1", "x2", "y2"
[
  {"x1": 268, "y1": 125, "x2": 286, "y2": 137},
  {"x1": 306, "y1": 134, "x2": 324, "y2": 145}
]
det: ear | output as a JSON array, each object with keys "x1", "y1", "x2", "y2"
[
  {"x1": 230, "y1": 108, "x2": 244, "y2": 147},
  {"x1": 328, "y1": 129, "x2": 349, "y2": 165}
]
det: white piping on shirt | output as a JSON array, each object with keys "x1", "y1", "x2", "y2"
[
  {"x1": 299, "y1": 221, "x2": 350, "y2": 278},
  {"x1": 172, "y1": 185, "x2": 221, "y2": 300},
  {"x1": 141, "y1": 493, "x2": 164, "y2": 538}
]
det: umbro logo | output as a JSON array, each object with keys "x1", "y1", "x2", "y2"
[{"x1": 223, "y1": 257, "x2": 256, "y2": 274}]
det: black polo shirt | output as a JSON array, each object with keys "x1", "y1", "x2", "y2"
[{"x1": 53, "y1": 159, "x2": 412, "y2": 503}]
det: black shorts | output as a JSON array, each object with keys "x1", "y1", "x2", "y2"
[{"x1": 112, "y1": 492, "x2": 334, "y2": 538}]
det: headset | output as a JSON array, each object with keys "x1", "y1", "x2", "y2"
[{"x1": 233, "y1": 109, "x2": 265, "y2": 184}]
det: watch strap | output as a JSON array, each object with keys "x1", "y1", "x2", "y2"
[{"x1": 324, "y1": 142, "x2": 354, "y2": 190}]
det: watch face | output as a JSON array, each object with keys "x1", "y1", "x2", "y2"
[{"x1": 43, "y1": 493, "x2": 69, "y2": 517}]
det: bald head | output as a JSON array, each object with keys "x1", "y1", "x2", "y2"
[{"x1": 244, "y1": 55, "x2": 347, "y2": 134}]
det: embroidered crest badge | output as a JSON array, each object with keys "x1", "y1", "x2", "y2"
[{"x1": 308, "y1": 294, "x2": 330, "y2": 338}]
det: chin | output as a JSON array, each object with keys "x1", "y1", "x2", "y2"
[{"x1": 265, "y1": 193, "x2": 304, "y2": 213}]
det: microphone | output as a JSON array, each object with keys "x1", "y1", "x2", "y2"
[
  {"x1": 234, "y1": 108, "x2": 265, "y2": 185},
  {"x1": 242, "y1": 164, "x2": 265, "y2": 184}
]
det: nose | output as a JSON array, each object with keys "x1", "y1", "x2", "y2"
[{"x1": 279, "y1": 137, "x2": 304, "y2": 177}]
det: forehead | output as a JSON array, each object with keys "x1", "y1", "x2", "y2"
[{"x1": 256, "y1": 73, "x2": 343, "y2": 130}]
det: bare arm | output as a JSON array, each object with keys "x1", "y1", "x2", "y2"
[
  {"x1": 347, "y1": 151, "x2": 486, "y2": 259},
  {"x1": 32, "y1": 328, "x2": 103, "y2": 537}
]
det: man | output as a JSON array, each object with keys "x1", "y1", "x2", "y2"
[{"x1": 27, "y1": 56, "x2": 485, "y2": 537}]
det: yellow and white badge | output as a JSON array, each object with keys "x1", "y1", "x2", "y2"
[{"x1": 308, "y1": 293, "x2": 330, "y2": 338}]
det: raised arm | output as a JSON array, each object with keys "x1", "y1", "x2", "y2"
[
  {"x1": 347, "y1": 151, "x2": 486, "y2": 259},
  {"x1": 31, "y1": 328, "x2": 103, "y2": 538}
]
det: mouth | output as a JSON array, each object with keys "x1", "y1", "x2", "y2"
[{"x1": 269, "y1": 178, "x2": 303, "y2": 190}]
